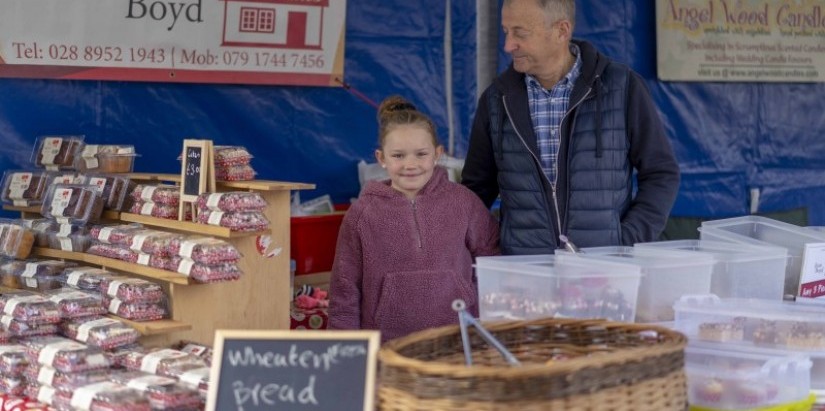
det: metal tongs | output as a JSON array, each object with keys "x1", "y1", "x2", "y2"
[{"x1": 453, "y1": 299, "x2": 520, "y2": 366}]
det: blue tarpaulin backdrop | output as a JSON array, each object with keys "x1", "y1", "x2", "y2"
[{"x1": 1, "y1": 1, "x2": 824, "y2": 224}]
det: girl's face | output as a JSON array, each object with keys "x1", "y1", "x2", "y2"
[{"x1": 376, "y1": 125, "x2": 443, "y2": 200}]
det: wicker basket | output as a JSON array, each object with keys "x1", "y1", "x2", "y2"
[{"x1": 378, "y1": 317, "x2": 688, "y2": 411}]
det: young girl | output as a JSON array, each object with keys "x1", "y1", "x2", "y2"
[{"x1": 328, "y1": 96, "x2": 500, "y2": 343}]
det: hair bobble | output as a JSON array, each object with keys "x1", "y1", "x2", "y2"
[{"x1": 388, "y1": 102, "x2": 417, "y2": 112}]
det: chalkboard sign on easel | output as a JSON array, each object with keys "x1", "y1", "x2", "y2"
[
  {"x1": 206, "y1": 330, "x2": 380, "y2": 411},
  {"x1": 179, "y1": 139, "x2": 215, "y2": 221}
]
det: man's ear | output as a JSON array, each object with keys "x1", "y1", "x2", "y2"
[
  {"x1": 375, "y1": 149, "x2": 385, "y2": 167},
  {"x1": 556, "y1": 19, "x2": 573, "y2": 42}
]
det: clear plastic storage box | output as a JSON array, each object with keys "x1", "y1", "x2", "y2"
[
  {"x1": 41, "y1": 184, "x2": 105, "y2": 225},
  {"x1": 476, "y1": 254, "x2": 642, "y2": 322},
  {"x1": 75, "y1": 144, "x2": 139, "y2": 173},
  {"x1": 557, "y1": 246, "x2": 715, "y2": 322},
  {"x1": 31, "y1": 135, "x2": 84, "y2": 171},
  {"x1": 0, "y1": 170, "x2": 51, "y2": 207},
  {"x1": 635, "y1": 240, "x2": 787, "y2": 301},
  {"x1": 700, "y1": 215, "x2": 825, "y2": 298},
  {"x1": 685, "y1": 342, "x2": 811, "y2": 410}
]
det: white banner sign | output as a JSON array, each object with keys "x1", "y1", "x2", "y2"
[
  {"x1": 656, "y1": 0, "x2": 825, "y2": 82},
  {"x1": 0, "y1": 0, "x2": 346, "y2": 86}
]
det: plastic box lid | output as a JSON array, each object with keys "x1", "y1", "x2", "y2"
[
  {"x1": 31, "y1": 135, "x2": 84, "y2": 171},
  {"x1": 75, "y1": 144, "x2": 139, "y2": 173},
  {"x1": 685, "y1": 341, "x2": 811, "y2": 409},
  {"x1": 0, "y1": 170, "x2": 52, "y2": 207},
  {"x1": 40, "y1": 184, "x2": 105, "y2": 225},
  {"x1": 635, "y1": 240, "x2": 788, "y2": 301}
]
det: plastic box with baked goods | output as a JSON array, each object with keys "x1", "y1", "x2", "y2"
[
  {"x1": 699, "y1": 215, "x2": 825, "y2": 299},
  {"x1": 685, "y1": 342, "x2": 811, "y2": 410},
  {"x1": 81, "y1": 174, "x2": 135, "y2": 212},
  {"x1": 0, "y1": 219, "x2": 35, "y2": 259},
  {"x1": 635, "y1": 239, "x2": 787, "y2": 301},
  {"x1": 75, "y1": 144, "x2": 139, "y2": 173},
  {"x1": 31, "y1": 135, "x2": 84, "y2": 171},
  {"x1": 40, "y1": 184, "x2": 105, "y2": 225},
  {"x1": 0, "y1": 170, "x2": 51, "y2": 207},
  {"x1": 476, "y1": 254, "x2": 642, "y2": 322},
  {"x1": 557, "y1": 246, "x2": 715, "y2": 323}
]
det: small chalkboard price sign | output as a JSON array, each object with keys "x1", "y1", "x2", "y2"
[
  {"x1": 206, "y1": 329, "x2": 380, "y2": 411},
  {"x1": 179, "y1": 139, "x2": 215, "y2": 221}
]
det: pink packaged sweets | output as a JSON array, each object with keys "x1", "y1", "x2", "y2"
[
  {"x1": 0, "y1": 345, "x2": 29, "y2": 376},
  {"x1": 128, "y1": 201, "x2": 182, "y2": 220},
  {"x1": 0, "y1": 316, "x2": 58, "y2": 338},
  {"x1": 86, "y1": 243, "x2": 169, "y2": 269},
  {"x1": 166, "y1": 364, "x2": 210, "y2": 399},
  {"x1": 130, "y1": 185, "x2": 179, "y2": 207},
  {"x1": 109, "y1": 372, "x2": 203, "y2": 410},
  {"x1": 45, "y1": 290, "x2": 106, "y2": 319},
  {"x1": 196, "y1": 210, "x2": 268, "y2": 232},
  {"x1": 105, "y1": 344, "x2": 145, "y2": 369},
  {"x1": 100, "y1": 277, "x2": 164, "y2": 304},
  {"x1": 52, "y1": 381, "x2": 151, "y2": 411},
  {"x1": 22, "y1": 336, "x2": 111, "y2": 373},
  {"x1": 88, "y1": 225, "x2": 144, "y2": 245},
  {"x1": 58, "y1": 267, "x2": 118, "y2": 292},
  {"x1": 0, "y1": 293, "x2": 61, "y2": 325},
  {"x1": 25, "y1": 364, "x2": 110, "y2": 392},
  {"x1": 172, "y1": 341, "x2": 212, "y2": 367},
  {"x1": 105, "y1": 299, "x2": 167, "y2": 322},
  {"x1": 167, "y1": 257, "x2": 241, "y2": 283},
  {"x1": 213, "y1": 146, "x2": 252, "y2": 167},
  {"x1": 60, "y1": 317, "x2": 140, "y2": 350},
  {"x1": 126, "y1": 231, "x2": 182, "y2": 257},
  {"x1": 215, "y1": 164, "x2": 256, "y2": 182},
  {"x1": 168, "y1": 237, "x2": 241, "y2": 265},
  {"x1": 196, "y1": 192, "x2": 266, "y2": 213},
  {"x1": 0, "y1": 375, "x2": 25, "y2": 396},
  {"x1": 121, "y1": 349, "x2": 207, "y2": 378}
]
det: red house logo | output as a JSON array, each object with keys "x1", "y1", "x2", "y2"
[{"x1": 221, "y1": 0, "x2": 329, "y2": 49}]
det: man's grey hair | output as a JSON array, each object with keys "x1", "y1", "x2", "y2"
[{"x1": 503, "y1": 0, "x2": 576, "y2": 31}]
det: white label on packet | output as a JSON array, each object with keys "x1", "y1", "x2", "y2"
[
  {"x1": 77, "y1": 318, "x2": 119, "y2": 342},
  {"x1": 12, "y1": 199, "x2": 28, "y2": 207},
  {"x1": 179, "y1": 237, "x2": 223, "y2": 259},
  {"x1": 177, "y1": 258, "x2": 195, "y2": 276},
  {"x1": 206, "y1": 193, "x2": 224, "y2": 209},
  {"x1": 140, "y1": 349, "x2": 188, "y2": 374},
  {"x1": 1, "y1": 315, "x2": 13, "y2": 328},
  {"x1": 130, "y1": 233, "x2": 149, "y2": 252},
  {"x1": 50, "y1": 188, "x2": 73, "y2": 218},
  {"x1": 58, "y1": 223, "x2": 73, "y2": 237},
  {"x1": 141, "y1": 202, "x2": 154, "y2": 215},
  {"x1": 106, "y1": 279, "x2": 126, "y2": 297},
  {"x1": 137, "y1": 253, "x2": 150, "y2": 265},
  {"x1": 67, "y1": 268, "x2": 106, "y2": 286},
  {"x1": 59, "y1": 237, "x2": 73, "y2": 251},
  {"x1": 126, "y1": 374, "x2": 176, "y2": 391},
  {"x1": 179, "y1": 366, "x2": 210, "y2": 388},
  {"x1": 8, "y1": 173, "x2": 32, "y2": 199},
  {"x1": 49, "y1": 291, "x2": 89, "y2": 304},
  {"x1": 4, "y1": 295, "x2": 43, "y2": 315},
  {"x1": 88, "y1": 177, "x2": 107, "y2": 194},
  {"x1": 25, "y1": 278, "x2": 37, "y2": 288},
  {"x1": 98, "y1": 226, "x2": 114, "y2": 243},
  {"x1": 37, "y1": 366, "x2": 57, "y2": 385},
  {"x1": 82, "y1": 145, "x2": 100, "y2": 169},
  {"x1": 0, "y1": 345, "x2": 25, "y2": 355},
  {"x1": 40, "y1": 137, "x2": 63, "y2": 165},
  {"x1": 22, "y1": 263, "x2": 38, "y2": 278},
  {"x1": 140, "y1": 186, "x2": 157, "y2": 201},
  {"x1": 37, "y1": 385, "x2": 55, "y2": 405},
  {"x1": 71, "y1": 382, "x2": 122, "y2": 410},
  {"x1": 108, "y1": 299, "x2": 122, "y2": 314},
  {"x1": 207, "y1": 211, "x2": 224, "y2": 225},
  {"x1": 39, "y1": 340, "x2": 86, "y2": 367}
]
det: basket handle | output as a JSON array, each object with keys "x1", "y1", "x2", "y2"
[{"x1": 453, "y1": 299, "x2": 521, "y2": 367}]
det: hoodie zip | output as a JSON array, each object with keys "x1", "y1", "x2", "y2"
[
  {"x1": 411, "y1": 199, "x2": 423, "y2": 248},
  {"x1": 501, "y1": 86, "x2": 593, "y2": 243}
]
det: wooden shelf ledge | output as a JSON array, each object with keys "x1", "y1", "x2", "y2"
[
  {"x1": 3, "y1": 205, "x2": 120, "y2": 220},
  {"x1": 109, "y1": 316, "x2": 192, "y2": 336},
  {"x1": 118, "y1": 213, "x2": 269, "y2": 238},
  {"x1": 33, "y1": 247, "x2": 194, "y2": 285},
  {"x1": 126, "y1": 173, "x2": 315, "y2": 191}
]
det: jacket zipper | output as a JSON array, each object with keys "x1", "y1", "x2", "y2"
[
  {"x1": 502, "y1": 87, "x2": 592, "y2": 241},
  {"x1": 411, "y1": 199, "x2": 422, "y2": 248}
]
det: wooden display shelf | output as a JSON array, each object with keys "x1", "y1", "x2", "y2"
[
  {"x1": 33, "y1": 247, "x2": 193, "y2": 285},
  {"x1": 125, "y1": 173, "x2": 316, "y2": 191},
  {"x1": 294, "y1": 271, "x2": 331, "y2": 288},
  {"x1": 3, "y1": 205, "x2": 120, "y2": 220},
  {"x1": 118, "y1": 212, "x2": 269, "y2": 238},
  {"x1": 109, "y1": 316, "x2": 192, "y2": 336}
]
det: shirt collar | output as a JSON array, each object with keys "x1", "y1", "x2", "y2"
[{"x1": 525, "y1": 43, "x2": 582, "y2": 91}]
